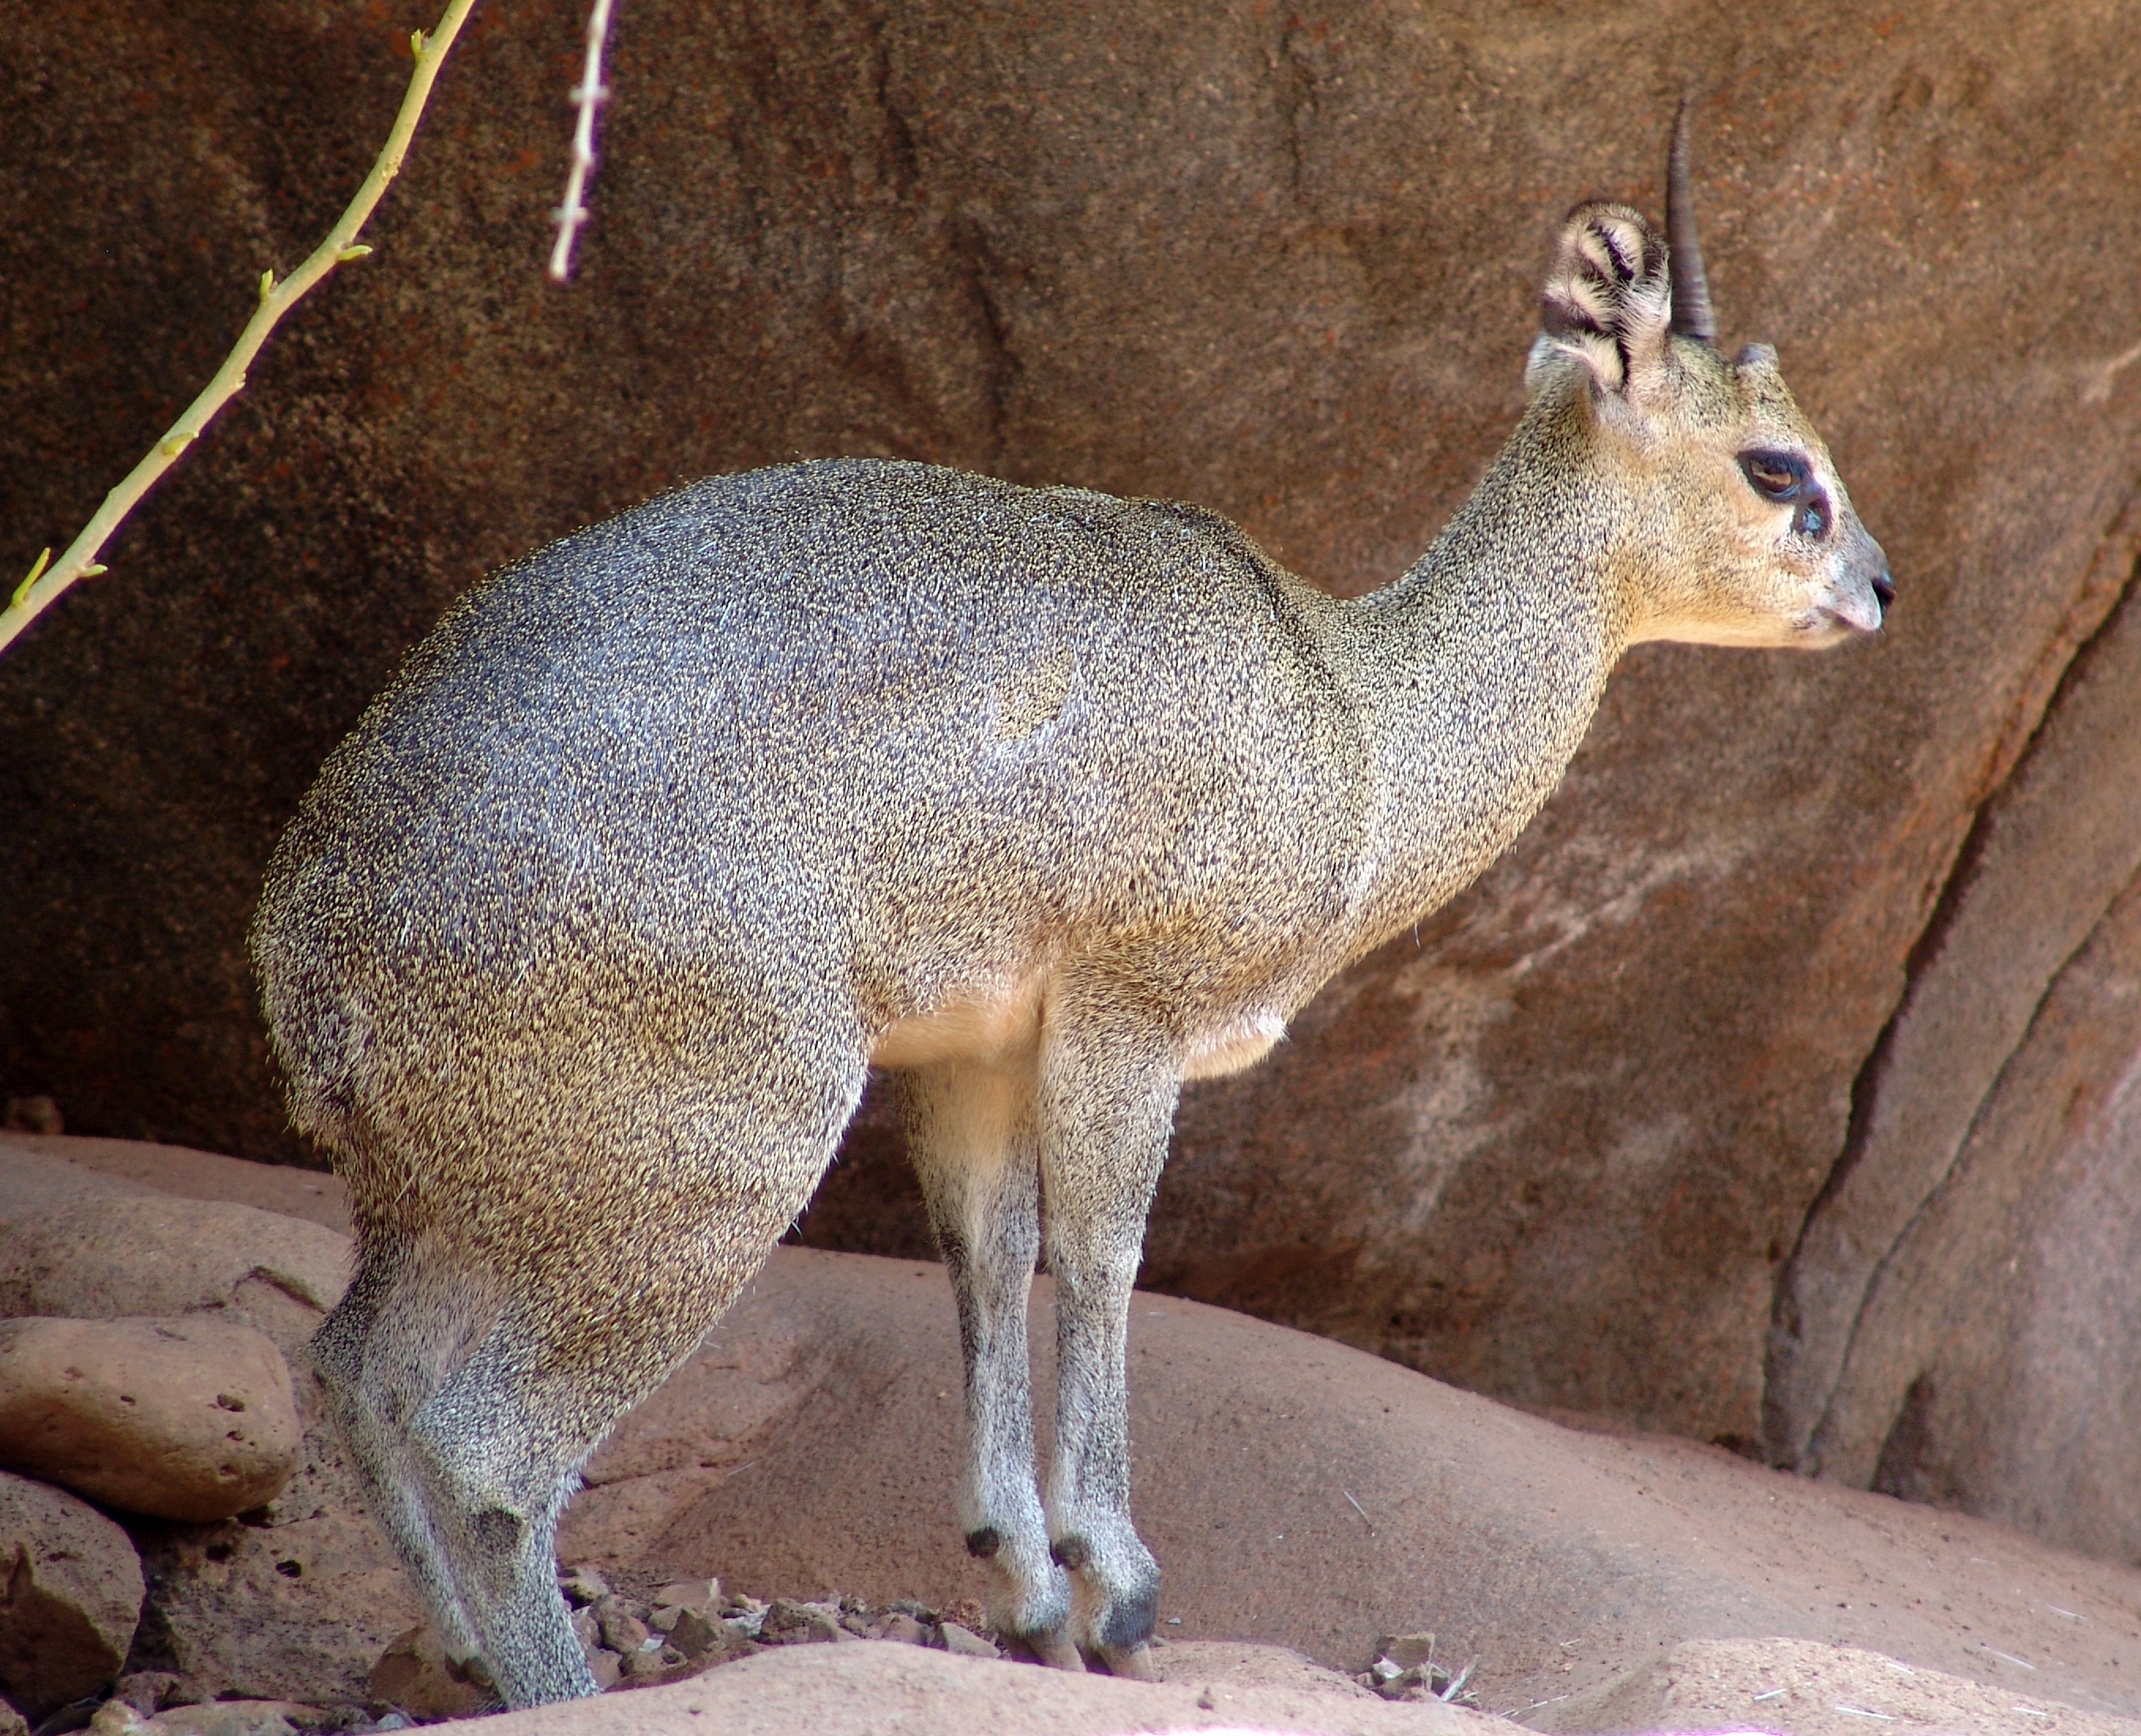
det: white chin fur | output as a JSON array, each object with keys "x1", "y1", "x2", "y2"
[
  {"x1": 1819, "y1": 589, "x2": 1884, "y2": 636},
  {"x1": 1631, "y1": 593, "x2": 1877, "y2": 650},
  {"x1": 1628, "y1": 615, "x2": 1818, "y2": 649}
]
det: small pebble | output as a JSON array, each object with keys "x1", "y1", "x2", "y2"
[
  {"x1": 557, "y1": 1565, "x2": 612, "y2": 1608},
  {"x1": 592, "y1": 1595, "x2": 651, "y2": 1655},
  {"x1": 938, "y1": 1621, "x2": 1000, "y2": 1660},
  {"x1": 1374, "y1": 1632, "x2": 1438, "y2": 1671},
  {"x1": 665, "y1": 1610, "x2": 724, "y2": 1659},
  {"x1": 761, "y1": 1599, "x2": 844, "y2": 1644},
  {"x1": 86, "y1": 1704, "x2": 152, "y2": 1736},
  {"x1": 2, "y1": 1094, "x2": 62, "y2": 1134},
  {"x1": 621, "y1": 1647, "x2": 673, "y2": 1681},
  {"x1": 114, "y1": 1673, "x2": 182, "y2": 1715}
]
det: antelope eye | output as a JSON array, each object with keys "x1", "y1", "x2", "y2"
[{"x1": 1738, "y1": 449, "x2": 1809, "y2": 501}]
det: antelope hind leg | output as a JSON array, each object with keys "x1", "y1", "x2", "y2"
[
  {"x1": 405, "y1": 1316, "x2": 602, "y2": 1706},
  {"x1": 346, "y1": 1041, "x2": 864, "y2": 1706},
  {"x1": 309, "y1": 1237, "x2": 491, "y2": 1679}
]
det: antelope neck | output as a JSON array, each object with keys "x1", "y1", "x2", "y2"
[{"x1": 1322, "y1": 426, "x2": 1633, "y2": 952}]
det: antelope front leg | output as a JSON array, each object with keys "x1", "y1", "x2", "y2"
[
  {"x1": 1037, "y1": 1031, "x2": 1176, "y2": 1678},
  {"x1": 899, "y1": 1060, "x2": 1082, "y2": 1667}
]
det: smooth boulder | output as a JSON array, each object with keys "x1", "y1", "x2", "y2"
[
  {"x1": 440, "y1": 1639, "x2": 1482, "y2": 1736},
  {"x1": 0, "y1": 1314, "x2": 301, "y2": 1521},
  {"x1": 16, "y1": 1137, "x2": 2141, "y2": 1736},
  {"x1": 0, "y1": 1144, "x2": 418, "y2": 1706},
  {"x1": 1551, "y1": 1638, "x2": 2141, "y2": 1736},
  {"x1": 0, "y1": 1468, "x2": 144, "y2": 1721},
  {"x1": 561, "y1": 1244, "x2": 2141, "y2": 1728},
  {"x1": 0, "y1": 1190, "x2": 348, "y2": 1365}
]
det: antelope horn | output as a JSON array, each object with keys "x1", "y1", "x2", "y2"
[{"x1": 1667, "y1": 94, "x2": 1717, "y2": 344}]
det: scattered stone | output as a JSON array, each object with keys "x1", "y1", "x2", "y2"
[
  {"x1": 1374, "y1": 1633, "x2": 1437, "y2": 1671},
  {"x1": 0, "y1": 1315, "x2": 302, "y2": 1522},
  {"x1": 568, "y1": 1603, "x2": 625, "y2": 1693},
  {"x1": 939, "y1": 1598, "x2": 988, "y2": 1635},
  {"x1": 0, "y1": 1153, "x2": 407, "y2": 1709},
  {"x1": 590, "y1": 1595, "x2": 649, "y2": 1655},
  {"x1": 535, "y1": 1576, "x2": 1029, "y2": 1693},
  {"x1": 712, "y1": 1621, "x2": 759, "y2": 1667},
  {"x1": 0, "y1": 1469, "x2": 144, "y2": 1721},
  {"x1": 156, "y1": 1702, "x2": 325, "y2": 1736},
  {"x1": 125, "y1": 1426, "x2": 422, "y2": 1707},
  {"x1": 938, "y1": 1622, "x2": 1000, "y2": 1660},
  {"x1": 85, "y1": 1703, "x2": 150, "y2": 1736},
  {"x1": 365, "y1": 1627, "x2": 491, "y2": 1723},
  {"x1": 1, "y1": 1098, "x2": 61, "y2": 1137},
  {"x1": 619, "y1": 1644, "x2": 683, "y2": 1682},
  {"x1": 759, "y1": 1599, "x2": 845, "y2": 1645},
  {"x1": 647, "y1": 1578, "x2": 719, "y2": 1626},
  {"x1": 661, "y1": 1610, "x2": 735, "y2": 1662},
  {"x1": 111, "y1": 1674, "x2": 182, "y2": 1716},
  {"x1": 1358, "y1": 1631, "x2": 1454, "y2": 1704},
  {"x1": 556, "y1": 1565, "x2": 610, "y2": 1609}
]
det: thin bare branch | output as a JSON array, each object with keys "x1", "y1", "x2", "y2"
[
  {"x1": 547, "y1": 0, "x2": 616, "y2": 281},
  {"x1": 0, "y1": 0, "x2": 478, "y2": 660}
]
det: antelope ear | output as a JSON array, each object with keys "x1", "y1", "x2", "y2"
[{"x1": 1526, "y1": 201, "x2": 1676, "y2": 409}]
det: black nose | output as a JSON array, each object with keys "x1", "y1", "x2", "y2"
[{"x1": 1872, "y1": 571, "x2": 1896, "y2": 608}]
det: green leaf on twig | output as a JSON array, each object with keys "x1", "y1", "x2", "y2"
[{"x1": 9, "y1": 549, "x2": 51, "y2": 609}]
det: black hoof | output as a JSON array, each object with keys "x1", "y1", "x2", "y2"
[
  {"x1": 1098, "y1": 1577, "x2": 1159, "y2": 1654},
  {"x1": 1095, "y1": 1643, "x2": 1153, "y2": 1681}
]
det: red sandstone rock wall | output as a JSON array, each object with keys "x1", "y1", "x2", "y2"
[{"x1": 2, "y1": 3, "x2": 2136, "y2": 1557}]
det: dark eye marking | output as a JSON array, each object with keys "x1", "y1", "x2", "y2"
[
  {"x1": 1738, "y1": 448, "x2": 1810, "y2": 499},
  {"x1": 1738, "y1": 448, "x2": 1832, "y2": 541}
]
